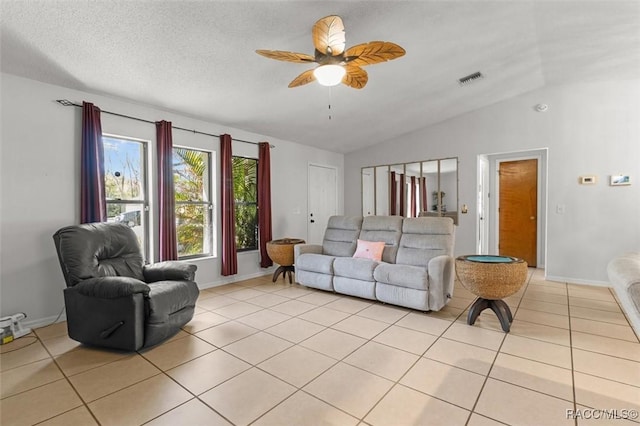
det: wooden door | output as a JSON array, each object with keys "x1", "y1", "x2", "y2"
[
  {"x1": 499, "y1": 159, "x2": 537, "y2": 266},
  {"x1": 308, "y1": 164, "x2": 337, "y2": 244}
]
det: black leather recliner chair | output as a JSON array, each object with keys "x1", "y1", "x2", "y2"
[{"x1": 53, "y1": 222, "x2": 199, "y2": 351}]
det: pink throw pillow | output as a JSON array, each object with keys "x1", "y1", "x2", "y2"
[{"x1": 353, "y1": 240, "x2": 385, "y2": 262}]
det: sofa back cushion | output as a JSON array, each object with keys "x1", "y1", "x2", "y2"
[
  {"x1": 396, "y1": 217, "x2": 455, "y2": 267},
  {"x1": 322, "y1": 216, "x2": 363, "y2": 257},
  {"x1": 359, "y1": 216, "x2": 403, "y2": 263}
]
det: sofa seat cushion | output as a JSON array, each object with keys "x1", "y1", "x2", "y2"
[
  {"x1": 147, "y1": 280, "x2": 199, "y2": 324},
  {"x1": 374, "y1": 263, "x2": 428, "y2": 291},
  {"x1": 297, "y1": 253, "x2": 336, "y2": 275},
  {"x1": 334, "y1": 257, "x2": 378, "y2": 281}
]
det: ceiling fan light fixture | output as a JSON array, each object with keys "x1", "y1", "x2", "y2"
[{"x1": 313, "y1": 65, "x2": 346, "y2": 86}]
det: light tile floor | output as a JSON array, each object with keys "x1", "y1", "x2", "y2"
[{"x1": 2, "y1": 269, "x2": 639, "y2": 426}]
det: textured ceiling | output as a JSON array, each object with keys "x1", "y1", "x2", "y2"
[{"x1": 2, "y1": 1, "x2": 639, "y2": 153}]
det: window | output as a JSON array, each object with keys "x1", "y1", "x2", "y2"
[
  {"x1": 233, "y1": 156, "x2": 258, "y2": 251},
  {"x1": 173, "y1": 147, "x2": 213, "y2": 258},
  {"x1": 103, "y1": 135, "x2": 149, "y2": 260}
]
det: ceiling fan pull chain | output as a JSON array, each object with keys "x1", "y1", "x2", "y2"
[{"x1": 328, "y1": 87, "x2": 332, "y2": 120}]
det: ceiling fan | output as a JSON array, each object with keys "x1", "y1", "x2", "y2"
[{"x1": 256, "y1": 15, "x2": 405, "y2": 89}]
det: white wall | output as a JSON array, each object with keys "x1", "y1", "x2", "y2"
[
  {"x1": 345, "y1": 80, "x2": 640, "y2": 285},
  {"x1": 0, "y1": 73, "x2": 344, "y2": 325}
]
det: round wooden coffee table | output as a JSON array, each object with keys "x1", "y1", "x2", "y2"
[
  {"x1": 266, "y1": 238, "x2": 305, "y2": 284},
  {"x1": 455, "y1": 255, "x2": 528, "y2": 332}
]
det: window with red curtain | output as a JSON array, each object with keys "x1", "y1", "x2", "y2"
[
  {"x1": 258, "y1": 142, "x2": 273, "y2": 268},
  {"x1": 156, "y1": 121, "x2": 178, "y2": 261},
  {"x1": 220, "y1": 134, "x2": 238, "y2": 275}
]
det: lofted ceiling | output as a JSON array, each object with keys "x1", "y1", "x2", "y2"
[{"x1": 1, "y1": 1, "x2": 639, "y2": 153}]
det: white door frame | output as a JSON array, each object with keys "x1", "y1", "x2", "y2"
[{"x1": 307, "y1": 163, "x2": 338, "y2": 243}]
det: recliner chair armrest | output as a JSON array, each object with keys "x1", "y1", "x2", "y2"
[
  {"x1": 73, "y1": 277, "x2": 150, "y2": 298},
  {"x1": 294, "y1": 244, "x2": 323, "y2": 263},
  {"x1": 143, "y1": 261, "x2": 197, "y2": 282}
]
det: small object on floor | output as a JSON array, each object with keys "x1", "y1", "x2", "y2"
[
  {"x1": 266, "y1": 238, "x2": 305, "y2": 284},
  {"x1": 455, "y1": 255, "x2": 528, "y2": 332},
  {"x1": 0, "y1": 313, "x2": 32, "y2": 345}
]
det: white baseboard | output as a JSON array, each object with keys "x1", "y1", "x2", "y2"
[
  {"x1": 544, "y1": 275, "x2": 610, "y2": 287},
  {"x1": 24, "y1": 311, "x2": 67, "y2": 330}
]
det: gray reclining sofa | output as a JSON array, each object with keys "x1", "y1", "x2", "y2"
[{"x1": 294, "y1": 215, "x2": 456, "y2": 311}]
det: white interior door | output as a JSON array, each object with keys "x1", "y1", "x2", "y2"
[{"x1": 308, "y1": 164, "x2": 337, "y2": 244}]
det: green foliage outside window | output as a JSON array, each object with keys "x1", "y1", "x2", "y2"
[{"x1": 233, "y1": 157, "x2": 258, "y2": 251}]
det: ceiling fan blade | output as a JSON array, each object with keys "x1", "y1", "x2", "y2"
[
  {"x1": 342, "y1": 65, "x2": 368, "y2": 89},
  {"x1": 288, "y1": 69, "x2": 316, "y2": 88},
  {"x1": 312, "y1": 15, "x2": 346, "y2": 56},
  {"x1": 256, "y1": 50, "x2": 316, "y2": 63},
  {"x1": 344, "y1": 41, "x2": 406, "y2": 67}
]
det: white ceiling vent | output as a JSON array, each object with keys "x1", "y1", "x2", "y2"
[{"x1": 458, "y1": 71, "x2": 484, "y2": 86}]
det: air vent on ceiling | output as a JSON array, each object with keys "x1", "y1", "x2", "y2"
[{"x1": 458, "y1": 71, "x2": 484, "y2": 86}]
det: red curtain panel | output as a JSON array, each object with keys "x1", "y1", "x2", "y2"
[
  {"x1": 390, "y1": 171, "x2": 397, "y2": 215},
  {"x1": 399, "y1": 173, "x2": 406, "y2": 216},
  {"x1": 220, "y1": 134, "x2": 238, "y2": 275},
  {"x1": 420, "y1": 177, "x2": 428, "y2": 212},
  {"x1": 80, "y1": 101, "x2": 106, "y2": 223},
  {"x1": 156, "y1": 121, "x2": 177, "y2": 261},
  {"x1": 410, "y1": 176, "x2": 417, "y2": 217},
  {"x1": 258, "y1": 142, "x2": 273, "y2": 268}
]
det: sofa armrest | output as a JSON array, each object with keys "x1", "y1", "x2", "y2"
[
  {"x1": 73, "y1": 277, "x2": 150, "y2": 298},
  {"x1": 294, "y1": 244, "x2": 323, "y2": 263},
  {"x1": 427, "y1": 255, "x2": 455, "y2": 304},
  {"x1": 143, "y1": 261, "x2": 197, "y2": 282}
]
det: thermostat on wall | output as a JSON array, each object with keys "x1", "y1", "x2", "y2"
[{"x1": 580, "y1": 176, "x2": 596, "y2": 185}]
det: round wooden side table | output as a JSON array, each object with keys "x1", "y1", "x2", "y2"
[
  {"x1": 455, "y1": 255, "x2": 528, "y2": 332},
  {"x1": 266, "y1": 238, "x2": 305, "y2": 284}
]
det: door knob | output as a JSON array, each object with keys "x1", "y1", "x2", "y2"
[
  {"x1": 310, "y1": 219, "x2": 315, "y2": 223},
  {"x1": 530, "y1": 216, "x2": 535, "y2": 220}
]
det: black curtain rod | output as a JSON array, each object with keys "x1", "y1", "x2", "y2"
[{"x1": 56, "y1": 99, "x2": 275, "y2": 148}]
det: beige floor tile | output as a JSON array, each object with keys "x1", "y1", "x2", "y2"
[
  {"x1": 245, "y1": 292, "x2": 290, "y2": 308},
  {"x1": 569, "y1": 296, "x2": 622, "y2": 313},
  {"x1": 259, "y1": 345, "x2": 336, "y2": 387},
  {"x1": 452, "y1": 286, "x2": 478, "y2": 300},
  {"x1": 166, "y1": 349, "x2": 250, "y2": 395},
  {"x1": 252, "y1": 282, "x2": 293, "y2": 293},
  {"x1": 526, "y1": 285, "x2": 567, "y2": 296},
  {"x1": 304, "y1": 362, "x2": 393, "y2": 418},
  {"x1": 0, "y1": 379, "x2": 83, "y2": 426},
  {"x1": 568, "y1": 285, "x2": 615, "y2": 301},
  {"x1": 209, "y1": 283, "x2": 244, "y2": 294},
  {"x1": 200, "y1": 367, "x2": 296, "y2": 426},
  {"x1": 212, "y1": 301, "x2": 264, "y2": 319},
  {"x1": 522, "y1": 290, "x2": 568, "y2": 305},
  {"x1": 573, "y1": 348, "x2": 640, "y2": 387},
  {"x1": 571, "y1": 317, "x2": 638, "y2": 342},
  {"x1": 273, "y1": 286, "x2": 315, "y2": 299},
  {"x1": 373, "y1": 325, "x2": 438, "y2": 355},
  {"x1": 396, "y1": 312, "x2": 452, "y2": 336},
  {"x1": 88, "y1": 374, "x2": 191, "y2": 426},
  {"x1": 40, "y1": 334, "x2": 82, "y2": 356},
  {"x1": 428, "y1": 305, "x2": 464, "y2": 321},
  {"x1": 194, "y1": 305, "x2": 207, "y2": 315},
  {"x1": 501, "y1": 334, "x2": 572, "y2": 369},
  {"x1": 140, "y1": 334, "x2": 216, "y2": 370},
  {"x1": 68, "y1": 354, "x2": 160, "y2": 402},
  {"x1": 271, "y1": 300, "x2": 319, "y2": 316},
  {"x1": 54, "y1": 345, "x2": 128, "y2": 376},
  {"x1": 298, "y1": 306, "x2": 352, "y2": 325},
  {"x1": 38, "y1": 406, "x2": 98, "y2": 426},
  {"x1": 509, "y1": 319, "x2": 571, "y2": 346},
  {"x1": 571, "y1": 331, "x2": 640, "y2": 362},
  {"x1": 458, "y1": 310, "x2": 506, "y2": 333},
  {"x1": 237, "y1": 309, "x2": 291, "y2": 330},
  {"x1": 1, "y1": 358, "x2": 64, "y2": 398},
  {"x1": 223, "y1": 331, "x2": 292, "y2": 365},
  {"x1": 364, "y1": 384, "x2": 470, "y2": 426},
  {"x1": 195, "y1": 321, "x2": 258, "y2": 347},
  {"x1": 182, "y1": 311, "x2": 229, "y2": 333},
  {"x1": 253, "y1": 390, "x2": 359, "y2": 426},
  {"x1": 0, "y1": 339, "x2": 50, "y2": 371},
  {"x1": 265, "y1": 317, "x2": 326, "y2": 343},
  {"x1": 514, "y1": 308, "x2": 570, "y2": 329},
  {"x1": 490, "y1": 353, "x2": 573, "y2": 401},
  {"x1": 33, "y1": 321, "x2": 69, "y2": 340},
  {"x1": 447, "y1": 297, "x2": 474, "y2": 310},
  {"x1": 324, "y1": 297, "x2": 373, "y2": 314},
  {"x1": 466, "y1": 413, "x2": 506, "y2": 426},
  {"x1": 356, "y1": 304, "x2": 409, "y2": 324},
  {"x1": 518, "y1": 298, "x2": 569, "y2": 315},
  {"x1": 147, "y1": 398, "x2": 232, "y2": 425},
  {"x1": 570, "y1": 305, "x2": 629, "y2": 325},
  {"x1": 344, "y1": 341, "x2": 418, "y2": 381},
  {"x1": 574, "y1": 405, "x2": 640, "y2": 426},
  {"x1": 475, "y1": 378, "x2": 574, "y2": 426},
  {"x1": 574, "y1": 372, "x2": 640, "y2": 413},
  {"x1": 441, "y1": 322, "x2": 506, "y2": 351},
  {"x1": 400, "y1": 358, "x2": 485, "y2": 410},
  {"x1": 300, "y1": 328, "x2": 367, "y2": 360},
  {"x1": 196, "y1": 294, "x2": 237, "y2": 310},
  {"x1": 331, "y1": 315, "x2": 389, "y2": 339},
  {"x1": 226, "y1": 287, "x2": 267, "y2": 301},
  {"x1": 296, "y1": 291, "x2": 341, "y2": 306},
  {"x1": 424, "y1": 337, "x2": 496, "y2": 375}
]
